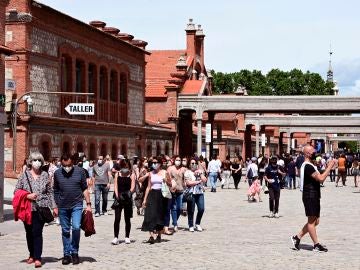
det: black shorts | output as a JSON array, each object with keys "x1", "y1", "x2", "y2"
[{"x1": 302, "y1": 195, "x2": 320, "y2": 217}]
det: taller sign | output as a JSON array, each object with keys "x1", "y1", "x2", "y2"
[{"x1": 65, "y1": 103, "x2": 95, "y2": 115}]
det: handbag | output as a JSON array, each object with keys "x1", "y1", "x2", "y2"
[
  {"x1": 161, "y1": 181, "x2": 172, "y2": 199},
  {"x1": 183, "y1": 188, "x2": 193, "y2": 202},
  {"x1": 111, "y1": 198, "x2": 120, "y2": 209},
  {"x1": 25, "y1": 172, "x2": 54, "y2": 223}
]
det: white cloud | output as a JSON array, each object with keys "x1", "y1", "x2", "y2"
[{"x1": 340, "y1": 80, "x2": 360, "y2": 96}]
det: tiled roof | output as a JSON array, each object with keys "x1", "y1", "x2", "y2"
[
  {"x1": 181, "y1": 80, "x2": 203, "y2": 95},
  {"x1": 146, "y1": 50, "x2": 186, "y2": 98}
]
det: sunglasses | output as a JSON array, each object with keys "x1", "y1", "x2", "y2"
[{"x1": 32, "y1": 159, "x2": 42, "y2": 162}]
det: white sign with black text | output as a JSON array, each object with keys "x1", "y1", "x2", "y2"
[
  {"x1": 65, "y1": 103, "x2": 95, "y2": 115},
  {"x1": 205, "y1": 123, "x2": 212, "y2": 143}
]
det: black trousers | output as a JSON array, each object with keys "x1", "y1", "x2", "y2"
[
  {"x1": 23, "y1": 211, "x2": 45, "y2": 260},
  {"x1": 113, "y1": 203, "x2": 132, "y2": 238},
  {"x1": 268, "y1": 187, "x2": 280, "y2": 213},
  {"x1": 233, "y1": 174, "x2": 241, "y2": 188}
]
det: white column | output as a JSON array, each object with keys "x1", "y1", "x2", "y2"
[
  {"x1": 197, "y1": 119, "x2": 202, "y2": 156},
  {"x1": 255, "y1": 130, "x2": 260, "y2": 157}
]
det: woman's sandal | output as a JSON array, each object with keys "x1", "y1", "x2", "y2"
[
  {"x1": 34, "y1": 260, "x2": 42, "y2": 268},
  {"x1": 26, "y1": 257, "x2": 34, "y2": 264}
]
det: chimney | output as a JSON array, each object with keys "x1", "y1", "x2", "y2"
[
  {"x1": 195, "y1": 24, "x2": 205, "y2": 72},
  {"x1": 185, "y1": 18, "x2": 196, "y2": 61},
  {"x1": 89, "y1": 21, "x2": 106, "y2": 30}
]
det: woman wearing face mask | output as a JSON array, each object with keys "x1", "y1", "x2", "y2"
[
  {"x1": 184, "y1": 158, "x2": 207, "y2": 232},
  {"x1": 142, "y1": 157, "x2": 171, "y2": 244},
  {"x1": 112, "y1": 159, "x2": 135, "y2": 245},
  {"x1": 264, "y1": 156, "x2": 286, "y2": 218},
  {"x1": 14, "y1": 152, "x2": 56, "y2": 268},
  {"x1": 166, "y1": 155, "x2": 186, "y2": 232}
]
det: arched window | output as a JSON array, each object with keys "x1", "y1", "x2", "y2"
[
  {"x1": 110, "y1": 70, "x2": 118, "y2": 102},
  {"x1": 89, "y1": 143, "x2": 96, "y2": 160},
  {"x1": 99, "y1": 67, "x2": 108, "y2": 100},
  {"x1": 120, "y1": 73, "x2": 127, "y2": 104},
  {"x1": 40, "y1": 141, "x2": 51, "y2": 161},
  {"x1": 76, "y1": 142, "x2": 84, "y2": 154},
  {"x1": 100, "y1": 143, "x2": 107, "y2": 157},
  {"x1": 88, "y1": 63, "x2": 97, "y2": 94},
  {"x1": 75, "y1": 59, "x2": 85, "y2": 93},
  {"x1": 61, "y1": 55, "x2": 72, "y2": 92},
  {"x1": 62, "y1": 141, "x2": 70, "y2": 155}
]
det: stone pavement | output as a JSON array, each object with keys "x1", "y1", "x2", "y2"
[{"x1": 1, "y1": 178, "x2": 360, "y2": 270}]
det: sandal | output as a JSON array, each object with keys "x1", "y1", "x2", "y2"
[
  {"x1": 26, "y1": 257, "x2": 34, "y2": 264},
  {"x1": 34, "y1": 260, "x2": 42, "y2": 268}
]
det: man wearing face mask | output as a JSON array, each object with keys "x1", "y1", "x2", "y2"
[
  {"x1": 53, "y1": 153, "x2": 91, "y2": 265},
  {"x1": 291, "y1": 145, "x2": 335, "y2": 252},
  {"x1": 92, "y1": 155, "x2": 112, "y2": 217}
]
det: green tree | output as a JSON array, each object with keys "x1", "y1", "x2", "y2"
[{"x1": 211, "y1": 69, "x2": 334, "y2": 96}]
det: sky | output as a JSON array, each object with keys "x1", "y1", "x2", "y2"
[{"x1": 38, "y1": 0, "x2": 360, "y2": 96}]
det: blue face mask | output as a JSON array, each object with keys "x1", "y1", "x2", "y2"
[{"x1": 152, "y1": 163, "x2": 159, "y2": 170}]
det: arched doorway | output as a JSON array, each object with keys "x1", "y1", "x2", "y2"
[
  {"x1": 156, "y1": 142, "x2": 161, "y2": 156},
  {"x1": 76, "y1": 142, "x2": 84, "y2": 154},
  {"x1": 40, "y1": 141, "x2": 51, "y2": 161},
  {"x1": 62, "y1": 141, "x2": 70, "y2": 155},
  {"x1": 146, "y1": 143, "x2": 152, "y2": 157},
  {"x1": 100, "y1": 143, "x2": 107, "y2": 157},
  {"x1": 89, "y1": 143, "x2": 96, "y2": 160},
  {"x1": 111, "y1": 144, "x2": 117, "y2": 160},
  {"x1": 121, "y1": 143, "x2": 127, "y2": 156},
  {"x1": 165, "y1": 142, "x2": 170, "y2": 156}
]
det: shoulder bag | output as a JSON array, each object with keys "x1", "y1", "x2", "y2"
[{"x1": 25, "y1": 172, "x2": 54, "y2": 223}]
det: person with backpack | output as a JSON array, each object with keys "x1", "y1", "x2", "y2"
[
  {"x1": 246, "y1": 157, "x2": 258, "y2": 187},
  {"x1": 264, "y1": 156, "x2": 286, "y2": 218}
]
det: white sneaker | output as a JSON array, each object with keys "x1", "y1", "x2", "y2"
[
  {"x1": 195, "y1": 225, "x2": 203, "y2": 232},
  {"x1": 95, "y1": 213, "x2": 100, "y2": 217},
  {"x1": 55, "y1": 217, "x2": 60, "y2": 225},
  {"x1": 111, "y1": 237, "x2": 119, "y2": 245},
  {"x1": 125, "y1": 237, "x2": 131, "y2": 244},
  {"x1": 189, "y1": 227, "x2": 195, "y2": 232},
  {"x1": 173, "y1": 226, "x2": 178, "y2": 232},
  {"x1": 269, "y1": 212, "x2": 274, "y2": 218},
  {"x1": 103, "y1": 212, "x2": 109, "y2": 216},
  {"x1": 274, "y1": 213, "x2": 280, "y2": 218}
]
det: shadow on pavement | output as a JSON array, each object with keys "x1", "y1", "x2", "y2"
[
  {"x1": 299, "y1": 244, "x2": 314, "y2": 251},
  {"x1": 80, "y1": 256, "x2": 97, "y2": 263}
]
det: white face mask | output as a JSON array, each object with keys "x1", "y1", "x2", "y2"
[
  {"x1": 182, "y1": 161, "x2": 187, "y2": 166},
  {"x1": 63, "y1": 166, "x2": 73, "y2": 173},
  {"x1": 98, "y1": 160, "x2": 103, "y2": 165},
  {"x1": 174, "y1": 160, "x2": 181, "y2": 167},
  {"x1": 32, "y1": 160, "x2": 42, "y2": 170}
]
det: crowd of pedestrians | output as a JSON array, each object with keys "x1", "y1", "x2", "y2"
[{"x1": 12, "y1": 147, "x2": 360, "y2": 267}]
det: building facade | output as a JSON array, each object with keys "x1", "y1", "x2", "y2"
[{"x1": 4, "y1": 0, "x2": 174, "y2": 177}]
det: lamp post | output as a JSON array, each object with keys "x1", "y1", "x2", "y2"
[{"x1": 11, "y1": 91, "x2": 94, "y2": 172}]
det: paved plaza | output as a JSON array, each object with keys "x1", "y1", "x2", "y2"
[{"x1": 1, "y1": 178, "x2": 359, "y2": 270}]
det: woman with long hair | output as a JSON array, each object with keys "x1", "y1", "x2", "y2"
[
  {"x1": 230, "y1": 157, "x2": 242, "y2": 189},
  {"x1": 351, "y1": 159, "x2": 359, "y2": 187}
]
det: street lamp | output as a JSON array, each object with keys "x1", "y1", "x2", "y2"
[{"x1": 11, "y1": 91, "x2": 94, "y2": 172}]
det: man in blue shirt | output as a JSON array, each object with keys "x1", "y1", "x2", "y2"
[{"x1": 53, "y1": 153, "x2": 91, "y2": 265}]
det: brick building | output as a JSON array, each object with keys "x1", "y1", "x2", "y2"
[
  {"x1": 145, "y1": 19, "x2": 308, "y2": 159},
  {"x1": 4, "y1": 0, "x2": 174, "y2": 177}
]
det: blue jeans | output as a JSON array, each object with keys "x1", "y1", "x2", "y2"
[
  {"x1": 170, "y1": 192, "x2": 183, "y2": 226},
  {"x1": 208, "y1": 172, "x2": 218, "y2": 190},
  {"x1": 95, "y1": 184, "x2": 109, "y2": 214},
  {"x1": 59, "y1": 207, "x2": 83, "y2": 256},
  {"x1": 164, "y1": 197, "x2": 173, "y2": 227},
  {"x1": 187, "y1": 194, "x2": 205, "y2": 227}
]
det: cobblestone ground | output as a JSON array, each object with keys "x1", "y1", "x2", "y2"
[{"x1": 1, "y1": 177, "x2": 360, "y2": 270}]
